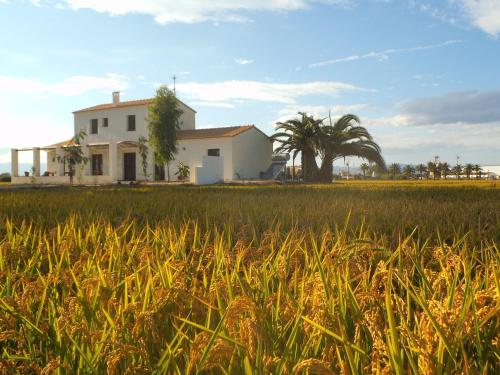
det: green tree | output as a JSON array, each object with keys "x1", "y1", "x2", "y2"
[
  {"x1": 388, "y1": 163, "x2": 401, "y2": 179},
  {"x1": 464, "y1": 163, "x2": 474, "y2": 179},
  {"x1": 318, "y1": 114, "x2": 385, "y2": 183},
  {"x1": 360, "y1": 163, "x2": 370, "y2": 179},
  {"x1": 427, "y1": 161, "x2": 437, "y2": 180},
  {"x1": 175, "y1": 162, "x2": 190, "y2": 183},
  {"x1": 451, "y1": 164, "x2": 462, "y2": 180},
  {"x1": 403, "y1": 164, "x2": 415, "y2": 179},
  {"x1": 440, "y1": 162, "x2": 450, "y2": 180},
  {"x1": 416, "y1": 164, "x2": 427, "y2": 180},
  {"x1": 55, "y1": 130, "x2": 88, "y2": 185},
  {"x1": 272, "y1": 112, "x2": 384, "y2": 183},
  {"x1": 271, "y1": 113, "x2": 322, "y2": 182},
  {"x1": 147, "y1": 85, "x2": 182, "y2": 182},
  {"x1": 138, "y1": 136, "x2": 149, "y2": 180},
  {"x1": 473, "y1": 164, "x2": 483, "y2": 179}
]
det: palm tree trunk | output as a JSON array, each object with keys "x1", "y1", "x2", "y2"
[
  {"x1": 318, "y1": 152, "x2": 334, "y2": 183},
  {"x1": 302, "y1": 149, "x2": 319, "y2": 182}
]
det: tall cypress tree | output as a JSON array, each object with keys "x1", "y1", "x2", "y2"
[{"x1": 147, "y1": 85, "x2": 182, "y2": 182}]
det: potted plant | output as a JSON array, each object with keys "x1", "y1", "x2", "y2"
[{"x1": 175, "y1": 162, "x2": 190, "y2": 183}]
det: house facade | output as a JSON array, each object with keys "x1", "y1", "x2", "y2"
[{"x1": 11, "y1": 92, "x2": 276, "y2": 185}]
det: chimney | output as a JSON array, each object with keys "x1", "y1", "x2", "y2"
[{"x1": 112, "y1": 91, "x2": 120, "y2": 105}]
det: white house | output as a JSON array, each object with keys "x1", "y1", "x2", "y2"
[{"x1": 11, "y1": 92, "x2": 279, "y2": 185}]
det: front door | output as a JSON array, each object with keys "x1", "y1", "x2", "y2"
[
  {"x1": 123, "y1": 153, "x2": 136, "y2": 181},
  {"x1": 155, "y1": 164, "x2": 165, "y2": 181}
]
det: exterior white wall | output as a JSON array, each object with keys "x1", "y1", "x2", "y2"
[
  {"x1": 195, "y1": 156, "x2": 224, "y2": 184},
  {"x1": 171, "y1": 137, "x2": 233, "y2": 181},
  {"x1": 12, "y1": 176, "x2": 71, "y2": 185},
  {"x1": 231, "y1": 128, "x2": 273, "y2": 180},
  {"x1": 74, "y1": 101, "x2": 195, "y2": 147},
  {"x1": 46, "y1": 151, "x2": 58, "y2": 174},
  {"x1": 11, "y1": 176, "x2": 112, "y2": 185}
]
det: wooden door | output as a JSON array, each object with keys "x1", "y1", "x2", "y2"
[{"x1": 123, "y1": 153, "x2": 136, "y2": 181}]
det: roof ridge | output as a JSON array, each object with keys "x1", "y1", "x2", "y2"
[{"x1": 73, "y1": 96, "x2": 197, "y2": 114}]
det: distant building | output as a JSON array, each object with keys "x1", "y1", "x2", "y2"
[{"x1": 482, "y1": 166, "x2": 500, "y2": 179}]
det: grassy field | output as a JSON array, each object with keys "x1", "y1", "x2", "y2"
[{"x1": 0, "y1": 181, "x2": 498, "y2": 373}]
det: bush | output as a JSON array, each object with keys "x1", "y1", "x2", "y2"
[{"x1": 0, "y1": 173, "x2": 11, "y2": 182}]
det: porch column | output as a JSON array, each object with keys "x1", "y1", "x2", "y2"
[
  {"x1": 11, "y1": 149, "x2": 18, "y2": 177},
  {"x1": 109, "y1": 142, "x2": 118, "y2": 182},
  {"x1": 33, "y1": 147, "x2": 41, "y2": 176},
  {"x1": 55, "y1": 147, "x2": 65, "y2": 176}
]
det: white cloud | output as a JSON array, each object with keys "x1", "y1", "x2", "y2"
[
  {"x1": 274, "y1": 103, "x2": 368, "y2": 124},
  {"x1": 309, "y1": 40, "x2": 463, "y2": 68},
  {"x1": 0, "y1": 74, "x2": 128, "y2": 96},
  {"x1": 458, "y1": 0, "x2": 500, "y2": 36},
  {"x1": 375, "y1": 122, "x2": 500, "y2": 152},
  {"x1": 176, "y1": 80, "x2": 361, "y2": 106},
  {"x1": 0, "y1": 110, "x2": 72, "y2": 150},
  {"x1": 235, "y1": 58, "x2": 254, "y2": 65},
  {"x1": 191, "y1": 101, "x2": 236, "y2": 109},
  {"x1": 53, "y1": 0, "x2": 348, "y2": 24}
]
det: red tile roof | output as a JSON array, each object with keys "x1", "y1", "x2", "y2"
[
  {"x1": 73, "y1": 97, "x2": 196, "y2": 114},
  {"x1": 177, "y1": 125, "x2": 256, "y2": 140},
  {"x1": 45, "y1": 125, "x2": 264, "y2": 148}
]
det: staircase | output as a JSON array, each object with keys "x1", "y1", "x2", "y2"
[{"x1": 261, "y1": 153, "x2": 289, "y2": 180}]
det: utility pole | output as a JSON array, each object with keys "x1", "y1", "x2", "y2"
[{"x1": 173, "y1": 75, "x2": 176, "y2": 96}]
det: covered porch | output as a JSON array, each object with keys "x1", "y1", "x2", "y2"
[{"x1": 9, "y1": 140, "x2": 150, "y2": 185}]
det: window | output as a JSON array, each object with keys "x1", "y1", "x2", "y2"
[
  {"x1": 207, "y1": 148, "x2": 220, "y2": 157},
  {"x1": 91, "y1": 154, "x2": 103, "y2": 175},
  {"x1": 90, "y1": 119, "x2": 98, "y2": 134},
  {"x1": 127, "y1": 115, "x2": 136, "y2": 131},
  {"x1": 103, "y1": 118, "x2": 108, "y2": 127}
]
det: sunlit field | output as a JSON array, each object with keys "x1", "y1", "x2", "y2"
[{"x1": 0, "y1": 181, "x2": 498, "y2": 373}]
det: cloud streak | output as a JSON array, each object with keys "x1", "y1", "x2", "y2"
[
  {"x1": 0, "y1": 74, "x2": 128, "y2": 96},
  {"x1": 309, "y1": 40, "x2": 463, "y2": 68},
  {"x1": 235, "y1": 58, "x2": 254, "y2": 65},
  {"x1": 177, "y1": 80, "x2": 362, "y2": 106}
]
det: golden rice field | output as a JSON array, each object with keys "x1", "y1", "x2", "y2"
[{"x1": 0, "y1": 181, "x2": 498, "y2": 374}]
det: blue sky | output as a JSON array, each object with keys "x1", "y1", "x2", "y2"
[{"x1": 1, "y1": 0, "x2": 500, "y2": 169}]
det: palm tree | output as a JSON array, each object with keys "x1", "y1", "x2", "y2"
[
  {"x1": 451, "y1": 164, "x2": 462, "y2": 180},
  {"x1": 388, "y1": 163, "x2": 401, "y2": 179},
  {"x1": 403, "y1": 164, "x2": 415, "y2": 179},
  {"x1": 416, "y1": 164, "x2": 427, "y2": 180},
  {"x1": 440, "y1": 162, "x2": 450, "y2": 180},
  {"x1": 317, "y1": 114, "x2": 385, "y2": 182},
  {"x1": 464, "y1": 163, "x2": 474, "y2": 179},
  {"x1": 272, "y1": 112, "x2": 385, "y2": 183},
  {"x1": 271, "y1": 113, "x2": 323, "y2": 182},
  {"x1": 473, "y1": 164, "x2": 483, "y2": 179},
  {"x1": 360, "y1": 163, "x2": 370, "y2": 179},
  {"x1": 427, "y1": 161, "x2": 437, "y2": 179}
]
